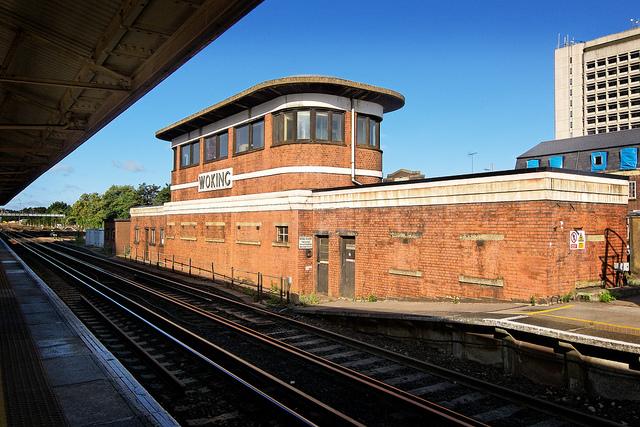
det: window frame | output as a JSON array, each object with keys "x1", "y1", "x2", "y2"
[
  {"x1": 355, "y1": 113, "x2": 381, "y2": 149},
  {"x1": 159, "y1": 227, "x2": 165, "y2": 246},
  {"x1": 179, "y1": 141, "x2": 200, "y2": 168},
  {"x1": 275, "y1": 225, "x2": 289, "y2": 243},
  {"x1": 149, "y1": 227, "x2": 156, "y2": 246},
  {"x1": 630, "y1": 181, "x2": 637, "y2": 200},
  {"x1": 526, "y1": 159, "x2": 540, "y2": 168},
  {"x1": 273, "y1": 108, "x2": 345, "y2": 145},
  {"x1": 204, "y1": 131, "x2": 229, "y2": 163},
  {"x1": 134, "y1": 226, "x2": 140, "y2": 244},
  {"x1": 234, "y1": 119, "x2": 265, "y2": 155}
]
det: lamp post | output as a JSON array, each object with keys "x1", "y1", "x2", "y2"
[{"x1": 468, "y1": 152, "x2": 478, "y2": 173}]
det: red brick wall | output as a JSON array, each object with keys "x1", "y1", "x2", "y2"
[
  {"x1": 171, "y1": 112, "x2": 381, "y2": 201},
  {"x1": 130, "y1": 200, "x2": 626, "y2": 302}
]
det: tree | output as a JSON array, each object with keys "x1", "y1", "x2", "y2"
[
  {"x1": 136, "y1": 182, "x2": 161, "y2": 206},
  {"x1": 101, "y1": 185, "x2": 141, "y2": 220},
  {"x1": 47, "y1": 201, "x2": 71, "y2": 214},
  {"x1": 69, "y1": 193, "x2": 103, "y2": 229},
  {"x1": 153, "y1": 184, "x2": 171, "y2": 205}
]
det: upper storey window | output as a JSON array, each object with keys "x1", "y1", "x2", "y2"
[
  {"x1": 204, "y1": 131, "x2": 228, "y2": 162},
  {"x1": 356, "y1": 114, "x2": 380, "y2": 148},
  {"x1": 180, "y1": 141, "x2": 200, "y2": 168},
  {"x1": 235, "y1": 120, "x2": 264, "y2": 154},
  {"x1": 273, "y1": 109, "x2": 344, "y2": 144}
]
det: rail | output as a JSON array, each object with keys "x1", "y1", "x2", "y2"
[{"x1": 8, "y1": 232, "x2": 479, "y2": 426}]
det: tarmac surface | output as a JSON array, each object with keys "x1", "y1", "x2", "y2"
[
  {"x1": 294, "y1": 295, "x2": 640, "y2": 348},
  {"x1": 0, "y1": 239, "x2": 177, "y2": 426}
]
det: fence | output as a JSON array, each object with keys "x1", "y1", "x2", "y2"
[{"x1": 121, "y1": 244, "x2": 291, "y2": 303}]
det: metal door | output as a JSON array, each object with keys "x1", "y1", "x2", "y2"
[
  {"x1": 340, "y1": 237, "x2": 355, "y2": 298},
  {"x1": 316, "y1": 236, "x2": 329, "y2": 294},
  {"x1": 144, "y1": 228, "x2": 149, "y2": 261}
]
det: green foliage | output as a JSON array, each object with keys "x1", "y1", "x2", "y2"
[
  {"x1": 363, "y1": 294, "x2": 378, "y2": 302},
  {"x1": 101, "y1": 185, "x2": 141, "y2": 220},
  {"x1": 46, "y1": 201, "x2": 70, "y2": 215},
  {"x1": 599, "y1": 290, "x2": 616, "y2": 303},
  {"x1": 530, "y1": 295, "x2": 537, "y2": 306},
  {"x1": 561, "y1": 292, "x2": 574, "y2": 303},
  {"x1": 299, "y1": 293, "x2": 320, "y2": 306},
  {"x1": 153, "y1": 184, "x2": 171, "y2": 205},
  {"x1": 69, "y1": 193, "x2": 103, "y2": 229}
]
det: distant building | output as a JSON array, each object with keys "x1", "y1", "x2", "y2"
[
  {"x1": 555, "y1": 27, "x2": 640, "y2": 139},
  {"x1": 516, "y1": 128, "x2": 638, "y2": 210},
  {"x1": 384, "y1": 169, "x2": 425, "y2": 182},
  {"x1": 104, "y1": 219, "x2": 131, "y2": 256}
]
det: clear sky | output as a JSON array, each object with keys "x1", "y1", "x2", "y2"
[{"x1": 3, "y1": 0, "x2": 639, "y2": 209}]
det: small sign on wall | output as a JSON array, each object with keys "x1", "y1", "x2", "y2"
[
  {"x1": 299, "y1": 236, "x2": 313, "y2": 249},
  {"x1": 569, "y1": 230, "x2": 586, "y2": 250}
]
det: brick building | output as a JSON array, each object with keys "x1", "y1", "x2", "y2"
[
  {"x1": 130, "y1": 76, "x2": 629, "y2": 301},
  {"x1": 516, "y1": 128, "x2": 640, "y2": 211}
]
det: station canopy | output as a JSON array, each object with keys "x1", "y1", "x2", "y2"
[{"x1": 0, "y1": 0, "x2": 261, "y2": 204}]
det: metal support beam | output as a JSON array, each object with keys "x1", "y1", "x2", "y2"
[
  {"x1": 0, "y1": 123, "x2": 69, "y2": 130},
  {"x1": 0, "y1": 76, "x2": 130, "y2": 91}
]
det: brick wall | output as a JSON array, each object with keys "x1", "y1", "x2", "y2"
[{"x1": 130, "y1": 198, "x2": 626, "y2": 302}]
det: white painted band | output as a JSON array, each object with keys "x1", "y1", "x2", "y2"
[
  {"x1": 170, "y1": 166, "x2": 383, "y2": 191},
  {"x1": 131, "y1": 172, "x2": 629, "y2": 217}
]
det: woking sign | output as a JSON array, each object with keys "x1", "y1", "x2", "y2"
[{"x1": 198, "y1": 168, "x2": 233, "y2": 192}]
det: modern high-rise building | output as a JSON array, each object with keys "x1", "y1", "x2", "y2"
[{"x1": 555, "y1": 27, "x2": 640, "y2": 139}]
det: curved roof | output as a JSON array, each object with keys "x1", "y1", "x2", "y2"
[{"x1": 156, "y1": 75, "x2": 406, "y2": 141}]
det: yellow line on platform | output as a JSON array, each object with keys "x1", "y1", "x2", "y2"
[
  {"x1": 539, "y1": 314, "x2": 640, "y2": 333},
  {"x1": 526, "y1": 305, "x2": 574, "y2": 315},
  {"x1": 499, "y1": 304, "x2": 574, "y2": 316}
]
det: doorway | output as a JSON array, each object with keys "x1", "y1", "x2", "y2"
[
  {"x1": 316, "y1": 236, "x2": 329, "y2": 294},
  {"x1": 339, "y1": 237, "x2": 355, "y2": 298}
]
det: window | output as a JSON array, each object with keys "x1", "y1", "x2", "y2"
[
  {"x1": 172, "y1": 147, "x2": 178, "y2": 170},
  {"x1": 297, "y1": 110, "x2": 310, "y2": 139},
  {"x1": 549, "y1": 156, "x2": 563, "y2": 168},
  {"x1": 526, "y1": 159, "x2": 540, "y2": 168},
  {"x1": 620, "y1": 147, "x2": 638, "y2": 170},
  {"x1": 204, "y1": 131, "x2": 228, "y2": 162},
  {"x1": 273, "y1": 109, "x2": 344, "y2": 144},
  {"x1": 150, "y1": 228, "x2": 156, "y2": 246},
  {"x1": 356, "y1": 114, "x2": 380, "y2": 148},
  {"x1": 234, "y1": 119, "x2": 264, "y2": 154},
  {"x1": 180, "y1": 141, "x2": 200, "y2": 167},
  {"x1": 159, "y1": 228, "x2": 165, "y2": 246},
  {"x1": 276, "y1": 225, "x2": 289, "y2": 243},
  {"x1": 591, "y1": 151, "x2": 607, "y2": 172},
  {"x1": 630, "y1": 181, "x2": 637, "y2": 200},
  {"x1": 134, "y1": 226, "x2": 139, "y2": 244}
]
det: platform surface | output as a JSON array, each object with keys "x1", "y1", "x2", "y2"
[
  {"x1": 0, "y1": 239, "x2": 177, "y2": 426},
  {"x1": 294, "y1": 295, "x2": 640, "y2": 349}
]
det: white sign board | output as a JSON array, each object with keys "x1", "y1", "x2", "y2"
[
  {"x1": 198, "y1": 168, "x2": 233, "y2": 192},
  {"x1": 298, "y1": 236, "x2": 313, "y2": 250},
  {"x1": 569, "y1": 230, "x2": 586, "y2": 250}
]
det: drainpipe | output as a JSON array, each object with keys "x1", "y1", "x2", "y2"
[{"x1": 351, "y1": 99, "x2": 362, "y2": 186}]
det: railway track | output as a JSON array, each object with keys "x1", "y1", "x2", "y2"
[
  {"x1": 5, "y1": 231, "x2": 484, "y2": 426},
  {"x1": 7, "y1": 231, "x2": 625, "y2": 426}
]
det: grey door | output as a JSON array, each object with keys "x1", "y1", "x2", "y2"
[
  {"x1": 144, "y1": 228, "x2": 150, "y2": 261},
  {"x1": 340, "y1": 237, "x2": 355, "y2": 298},
  {"x1": 317, "y1": 236, "x2": 329, "y2": 294}
]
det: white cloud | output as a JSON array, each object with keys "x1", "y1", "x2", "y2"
[
  {"x1": 112, "y1": 160, "x2": 145, "y2": 173},
  {"x1": 51, "y1": 164, "x2": 74, "y2": 176}
]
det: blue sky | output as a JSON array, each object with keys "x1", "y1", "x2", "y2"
[{"x1": 4, "y1": 0, "x2": 639, "y2": 209}]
